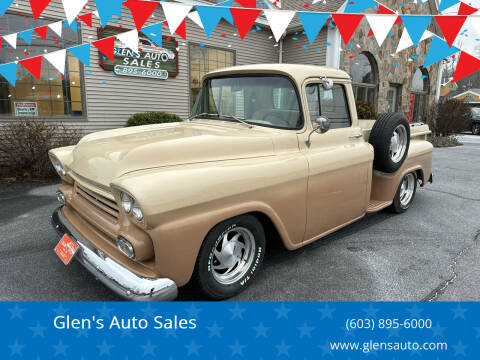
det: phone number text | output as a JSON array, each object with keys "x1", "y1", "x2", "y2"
[{"x1": 345, "y1": 318, "x2": 432, "y2": 331}]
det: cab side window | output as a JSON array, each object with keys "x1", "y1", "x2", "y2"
[{"x1": 306, "y1": 83, "x2": 351, "y2": 129}]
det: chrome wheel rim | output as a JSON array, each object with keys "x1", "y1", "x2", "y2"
[
  {"x1": 399, "y1": 173, "x2": 415, "y2": 207},
  {"x1": 390, "y1": 125, "x2": 408, "y2": 163},
  {"x1": 211, "y1": 227, "x2": 256, "y2": 285}
]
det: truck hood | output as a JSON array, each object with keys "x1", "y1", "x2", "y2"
[{"x1": 69, "y1": 121, "x2": 275, "y2": 187}]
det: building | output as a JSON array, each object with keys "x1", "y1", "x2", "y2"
[
  {"x1": 0, "y1": 0, "x2": 439, "y2": 134},
  {"x1": 452, "y1": 89, "x2": 480, "y2": 104}
]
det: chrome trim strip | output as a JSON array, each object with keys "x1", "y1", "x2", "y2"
[{"x1": 51, "y1": 207, "x2": 178, "y2": 301}]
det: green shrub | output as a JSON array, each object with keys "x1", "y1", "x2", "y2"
[
  {"x1": 356, "y1": 100, "x2": 377, "y2": 119},
  {"x1": 126, "y1": 112, "x2": 182, "y2": 127}
]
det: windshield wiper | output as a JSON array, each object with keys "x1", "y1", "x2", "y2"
[
  {"x1": 219, "y1": 114, "x2": 254, "y2": 128},
  {"x1": 188, "y1": 112, "x2": 220, "y2": 120}
]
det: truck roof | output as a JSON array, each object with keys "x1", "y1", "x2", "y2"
[{"x1": 205, "y1": 64, "x2": 351, "y2": 83}]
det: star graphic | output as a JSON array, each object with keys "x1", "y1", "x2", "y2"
[
  {"x1": 96, "y1": 303, "x2": 113, "y2": 318},
  {"x1": 274, "y1": 303, "x2": 291, "y2": 319},
  {"x1": 430, "y1": 322, "x2": 446, "y2": 338},
  {"x1": 9, "y1": 340, "x2": 25, "y2": 356},
  {"x1": 318, "y1": 304, "x2": 335, "y2": 320},
  {"x1": 52, "y1": 304, "x2": 69, "y2": 316},
  {"x1": 409, "y1": 349, "x2": 422, "y2": 357},
  {"x1": 452, "y1": 340, "x2": 467, "y2": 356},
  {"x1": 185, "y1": 303, "x2": 202, "y2": 318},
  {"x1": 77, "y1": 328, "x2": 89, "y2": 338},
  {"x1": 407, "y1": 304, "x2": 423, "y2": 318},
  {"x1": 474, "y1": 327, "x2": 480, "y2": 338},
  {"x1": 451, "y1": 304, "x2": 467, "y2": 319},
  {"x1": 229, "y1": 340, "x2": 245, "y2": 356},
  {"x1": 141, "y1": 304, "x2": 157, "y2": 318},
  {"x1": 297, "y1": 323, "x2": 314, "y2": 338},
  {"x1": 97, "y1": 340, "x2": 114, "y2": 356},
  {"x1": 387, "y1": 327, "x2": 400, "y2": 338},
  {"x1": 30, "y1": 322, "x2": 47, "y2": 337},
  {"x1": 229, "y1": 304, "x2": 246, "y2": 319},
  {"x1": 342, "y1": 325, "x2": 356, "y2": 338},
  {"x1": 275, "y1": 340, "x2": 292, "y2": 356},
  {"x1": 9, "y1": 304, "x2": 25, "y2": 320},
  {"x1": 253, "y1": 322, "x2": 270, "y2": 338},
  {"x1": 362, "y1": 304, "x2": 380, "y2": 318},
  {"x1": 185, "y1": 340, "x2": 202, "y2": 356},
  {"x1": 207, "y1": 322, "x2": 223, "y2": 337},
  {"x1": 141, "y1": 339, "x2": 157, "y2": 356},
  {"x1": 53, "y1": 340, "x2": 69, "y2": 356},
  {"x1": 318, "y1": 341, "x2": 333, "y2": 357},
  {"x1": 165, "y1": 328, "x2": 178, "y2": 338},
  {"x1": 121, "y1": 329, "x2": 133, "y2": 338}
]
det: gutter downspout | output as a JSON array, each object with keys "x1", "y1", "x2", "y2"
[{"x1": 279, "y1": 36, "x2": 284, "y2": 64}]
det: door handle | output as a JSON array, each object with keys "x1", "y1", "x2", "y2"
[{"x1": 349, "y1": 134, "x2": 363, "y2": 139}]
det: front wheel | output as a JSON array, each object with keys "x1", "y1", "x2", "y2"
[
  {"x1": 193, "y1": 214, "x2": 265, "y2": 299},
  {"x1": 472, "y1": 123, "x2": 480, "y2": 135},
  {"x1": 387, "y1": 172, "x2": 417, "y2": 213}
]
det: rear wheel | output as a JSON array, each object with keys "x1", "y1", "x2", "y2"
[
  {"x1": 472, "y1": 123, "x2": 480, "y2": 135},
  {"x1": 387, "y1": 172, "x2": 417, "y2": 213}
]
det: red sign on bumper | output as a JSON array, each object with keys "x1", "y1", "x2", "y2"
[{"x1": 54, "y1": 234, "x2": 79, "y2": 265}]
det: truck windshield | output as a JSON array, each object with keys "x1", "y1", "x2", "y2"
[{"x1": 191, "y1": 76, "x2": 302, "y2": 129}]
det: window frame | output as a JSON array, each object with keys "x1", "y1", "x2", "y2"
[
  {"x1": 350, "y1": 52, "x2": 379, "y2": 109},
  {"x1": 410, "y1": 68, "x2": 429, "y2": 123}
]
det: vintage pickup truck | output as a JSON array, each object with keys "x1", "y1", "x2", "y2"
[{"x1": 50, "y1": 64, "x2": 433, "y2": 301}]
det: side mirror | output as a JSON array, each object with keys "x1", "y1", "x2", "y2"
[
  {"x1": 306, "y1": 116, "x2": 330, "y2": 147},
  {"x1": 322, "y1": 78, "x2": 334, "y2": 90}
]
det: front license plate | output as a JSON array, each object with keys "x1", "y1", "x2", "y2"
[{"x1": 54, "y1": 234, "x2": 79, "y2": 265}]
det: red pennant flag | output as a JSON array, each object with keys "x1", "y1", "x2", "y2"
[
  {"x1": 78, "y1": 13, "x2": 93, "y2": 28},
  {"x1": 162, "y1": 20, "x2": 187, "y2": 40},
  {"x1": 230, "y1": 8, "x2": 262, "y2": 40},
  {"x1": 236, "y1": 0, "x2": 256, "y2": 7},
  {"x1": 34, "y1": 26, "x2": 48, "y2": 40},
  {"x1": 29, "y1": 0, "x2": 51, "y2": 20},
  {"x1": 20, "y1": 56, "x2": 43, "y2": 80},
  {"x1": 93, "y1": 36, "x2": 115, "y2": 61},
  {"x1": 367, "y1": 28, "x2": 373, "y2": 37},
  {"x1": 377, "y1": 5, "x2": 401, "y2": 24},
  {"x1": 435, "y1": 15, "x2": 467, "y2": 47},
  {"x1": 458, "y1": 2, "x2": 478, "y2": 15},
  {"x1": 452, "y1": 51, "x2": 480, "y2": 82},
  {"x1": 332, "y1": 14, "x2": 364, "y2": 45},
  {"x1": 123, "y1": 0, "x2": 159, "y2": 31}
]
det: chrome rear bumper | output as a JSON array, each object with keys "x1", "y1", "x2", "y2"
[{"x1": 51, "y1": 207, "x2": 178, "y2": 301}]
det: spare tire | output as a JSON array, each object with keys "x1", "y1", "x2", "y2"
[{"x1": 369, "y1": 112, "x2": 410, "y2": 173}]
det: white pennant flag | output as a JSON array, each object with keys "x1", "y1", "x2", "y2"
[
  {"x1": 470, "y1": 17, "x2": 480, "y2": 38},
  {"x1": 44, "y1": 49, "x2": 67, "y2": 75},
  {"x1": 366, "y1": 14, "x2": 397, "y2": 47},
  {"x1": 3, "y1": 33, "x2": 17, "y2": 49},
  {"x1": 48, "y1": 21, "x2": 63, "y2": 37},
  {"x1": 264, "y1": 10, "x2": 296, "y2": 43},
  {"x1": 161, "y1": 3, "x2": 192, "y2": 34},
  {"x1": 61, "y1": 0, "x2": 88, "y2": 24},
  {"x1": 396, "y1": 28, "x2": 433, "y2": 53},
  {"x1": 188, "y1": 11, "x2": 204, "y2": 29},
  {"x1": 116, "y1": 29, "x2": 139, "y2": 53}
]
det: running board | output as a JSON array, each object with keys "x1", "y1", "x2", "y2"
[{"x1": 366, "y1": 200, "x2": 392, "y2": 213}]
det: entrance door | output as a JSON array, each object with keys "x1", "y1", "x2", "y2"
[{"x1": 387, "y1": 85, "x2": 400, "y2": 112}]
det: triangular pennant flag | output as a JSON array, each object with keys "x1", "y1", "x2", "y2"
[
  {"x1": 236, "y1": 0, "x2": 256, "y2": 8},
  {"x1": 435, "y1": 15, "x2": 467, "y2": 47},
  {"x1": 93, "y1": 36, "x2": 115, "y2": 61},
  {"x1": 230, "y1": 8, "x2": 262, "y2": 40},
  {"x1": 48, "y1": 21, "x2": 63, "y2": 37},
  {"x1": 29, "y1": 0, "x2": 51, "y2": 20},
  {"x1": 116, "y1": 29, "x2": 138, "y2": 52},
  {"x1": 297, "y1": 12, "x2": 329, "y2": 44},
  {"x1": 367, "y1": 28, "x2": 373, "y2": 37},
  {"x1": 18, "y1": 29, "x2": 33, "y2": 45},
  {"x1": 377, "y1": 4, "x2": 401, "y2": 25},
  {"x1": 196, "y1": 6, "x2": 231, "y2": 38},
  {"x1": 78, "y1": 13, "x2": 93, "y2": 28},
  {"x1": 0, "y1": 62, "x2": 17, "y2": 86},
  {"x1": 400, "y1": 15, "x2": 431, "y2": 46},
  {"x1": 20, "y1": 56, "x2": 43, "y2": 80},
  {"x1": 123, "y1": 0, "x2": 159, "y2": 32},
  {"x1": 458, "y1": 2, "x2": 478, "y2": 15},
  {"x1": 264, "y1": 10, "x2": 296, "y2": 43},
  {"x1": 68, "y1": 43, "x2": 90, "y2": 67},
  {"x1": 438, "y1": 0, "x2": 460, "y2": 12},
  {"x1": 344, "y1": 0, "x2": 377, "y2": 13},
  {"x1": 366, "y1": 14, "x2": 397, "y2": 47},
  {"x1": 215, "y1": 0, "x2": 233, "y2": 25},
  {"x1": 332, "y1": 14, "x2": 364, "y2": 45},
  {"x1": 96, "y1": 0, "x2": 123, "y2": 27},
  {"x1": 452, "y1": 51, "x2": 480, "y2": 82},
  {"x1": 161, "y1": 3, "x2": 192, "y2": 35},
  {"x1": 0, "y1": 0, "x2": 15, "y2": 15},
  {"x1": 471, "y1": 16, "x2": 480, "y2": 37},
  {"x1": 187, "y1": 11, "x2": 204, "y2": 29},
  {"x1": 61, "y1": 0, "x2": 88, "y2": 24},
  {"x1": 64, "y1": 19, "x2": 77, "y2": 32},
  {"x1": 3, "y1": 33, "x2": 17, "y2": 49},
  {"x1": 34, "y1": 26, "x2": 48, "y2": 40},
  {"x1": 423, "y1": 36, "x2": 460, "y2": 67},
  {"x1": 44, "y1": 49, "x2": 67, "y2": 74},
  {"x1": 396, "y1": 28, "x2": 433, "y2": 53},
  {"x1": 142, "y1": 22, "x2": 163, "y2": 47},
  {"x1": 175, "y1": 19, "x2": 186, "y2": 40}
]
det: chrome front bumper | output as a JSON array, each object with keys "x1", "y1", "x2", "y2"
[{"x1": 51, "y1": 207, "x2": 178, "y2": 301}]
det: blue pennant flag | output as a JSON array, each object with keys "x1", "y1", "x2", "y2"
[
  {"x1": 95, "y1": 0, "x2": 123, "y2": 27},
  {"x1": 0, "y1": 0, "x2": 14, "y2": 15},
  {"x1": 64, "y1": 19, "x2": 78, "y2": 32},
  {"x1": 400, "y1": 15, "x2": 432, "y2": 47},
  {"x1": 438, "y1": 0, "x2": 460, "y2": 12},
  {"x1": 423, "y1": 36, "x2": 460, "y2": 67},
  {"x1": 18, "y1": 29, "x2": 33, "y2": 45},
  {"x1": 215, "y1": 0, "x2": 233, "y2": 25},
  {"x1": 196, "y1": 6, "x2": 231, "y2": 38},
  {"x1": 0, "y1": 62, "x2": 18, "y2": 86},
  {"x1": 142, "y1": 23, "x2": 163, "y2": 48},
  {"x1": 297, "y1": 12, "x2": 330, "y2": 45},
  {"x1": 344, "y1": 0, "x2": 377, "y2": 13},
  {"x1": 68, "y1": 43, "x2": 91, "y2": 67}
]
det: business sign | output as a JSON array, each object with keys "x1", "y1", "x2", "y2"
[
  {"x1": 14, "y1": 101, "x2": 38, "y2": 117},
  {"x1": 98, "y1": 26, "x2": 178, "y2": 79}
]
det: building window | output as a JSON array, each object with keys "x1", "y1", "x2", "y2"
[
  {"x1": 410, "y1": 68, "x2": 429, "y2": 123},
  {"x1": 350, "y1": 52, "x2": 378, "y2": 108},
  {"x1": 189, "y1": 45, "x2": 235, "y2": 110},
  {"x1": 0, "y1": 13, "x2": 84, "y2": 117},
  {"x1": 387, "y1": 83, "x2": 401, "y2": 112}
]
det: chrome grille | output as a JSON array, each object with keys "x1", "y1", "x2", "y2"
[{"x1": 75, "y1": 183, "x2": 119, "y2": 220}]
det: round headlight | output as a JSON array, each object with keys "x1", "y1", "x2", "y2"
[
  {"x1": 54, "y1": 160, "x2": 66, "y2": 176},
  {"x1": 132, "y1": 203, "x2": 143, "y2": 221},
  {"x1": 121, "y1": 193, "x2": 132, "y2": 213}
]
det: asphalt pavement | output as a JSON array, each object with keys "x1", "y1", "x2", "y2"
[{"x1": 1, "y1": 135, "x2": 479, "y2": 301}]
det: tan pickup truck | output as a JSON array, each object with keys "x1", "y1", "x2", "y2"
[{"x1": 50, "y1": 64, "x2": 433, "y2": 301}]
